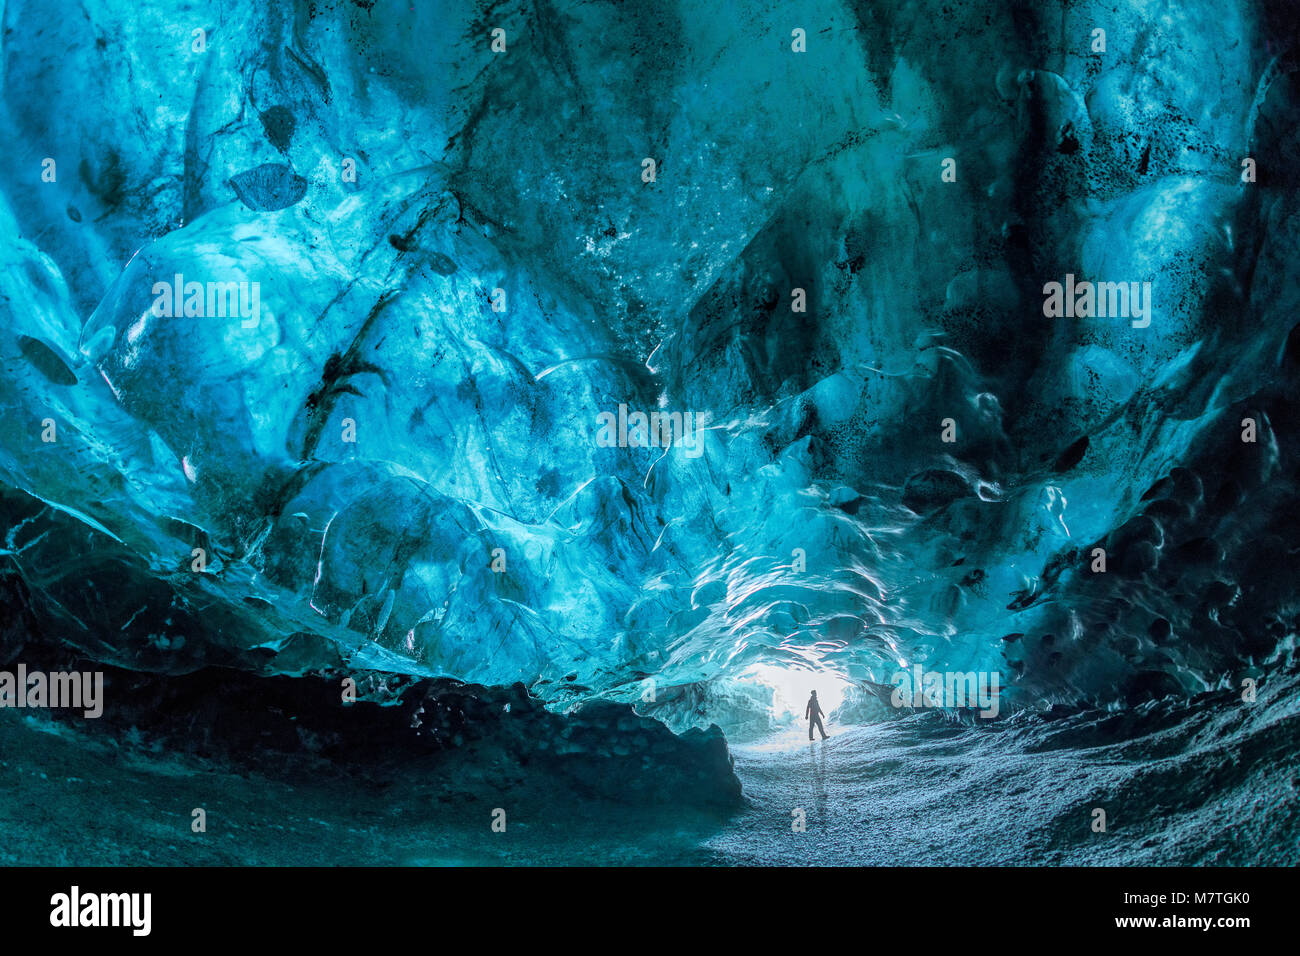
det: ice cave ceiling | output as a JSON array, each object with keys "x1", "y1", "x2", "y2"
[{"x1": 1, "y1": 0, "x2": 1298, "y2": 721}]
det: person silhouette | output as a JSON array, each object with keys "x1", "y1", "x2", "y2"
[{"x1": 806, "y1": 690, "x2": 829, "y2": 740}]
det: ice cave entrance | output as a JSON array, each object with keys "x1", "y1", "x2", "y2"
[{"x1": 745, "y1": 664, "x2": 851, "y2": 724}]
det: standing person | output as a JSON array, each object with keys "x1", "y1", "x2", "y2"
[{"x1": 806, "y1": 690, "x2": 829, "y2": 740}]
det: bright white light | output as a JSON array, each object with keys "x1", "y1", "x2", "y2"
[{"x1": 746, "y1": 664, "x2": 850, "y2": 721}]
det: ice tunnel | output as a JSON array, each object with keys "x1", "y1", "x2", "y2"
[{"x1": 1, "y1": 0, "x2": 1298, "y2": 866}]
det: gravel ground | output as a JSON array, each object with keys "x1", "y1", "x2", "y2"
[{"x1": 2, "y1": 672, "x2": 1296, "y2": 866}]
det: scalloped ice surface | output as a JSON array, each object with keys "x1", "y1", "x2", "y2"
[{"x1": 1, "y1": 0, "x2": 1299, "y2": 742}]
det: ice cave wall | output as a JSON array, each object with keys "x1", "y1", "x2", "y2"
[{"x1": 0, "y1": 0, "x2": 1297, "y2": 726}]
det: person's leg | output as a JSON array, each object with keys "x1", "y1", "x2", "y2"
[{"x1": 808, "y1": 720, "x2": 814, "y2": 740}]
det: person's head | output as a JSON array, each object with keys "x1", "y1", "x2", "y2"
[{"x1": 810, "y1": 690, "x2": 817, "y2": 697}]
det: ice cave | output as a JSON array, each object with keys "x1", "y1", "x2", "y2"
[{"x1": 0, "y1": 0, "x2": 1298, "y2": 866}]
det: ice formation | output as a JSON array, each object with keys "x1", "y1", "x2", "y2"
[{"x1": 0, "y1": 0, "x2": 1297, "y2": 777}]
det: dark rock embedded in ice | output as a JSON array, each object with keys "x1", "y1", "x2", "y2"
[{"x1": 228, "y1": 163, "x2": 308, "y2": 211}]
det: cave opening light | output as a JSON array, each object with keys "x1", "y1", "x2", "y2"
[{"x1": 746, "y1": 663, "x2": 853, "y2": 723}]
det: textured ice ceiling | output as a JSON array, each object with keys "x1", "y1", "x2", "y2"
[{"x1": 1, "y1": 0, "x2": 1297, "y2": 717}]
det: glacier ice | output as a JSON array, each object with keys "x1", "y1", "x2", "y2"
[{"x1": 0, "y1": 0, "x2": 1298, "y2": 743}]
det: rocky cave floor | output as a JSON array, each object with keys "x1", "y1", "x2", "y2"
[{"x1": 2, "y1": 665, "x2": 1296, "y2": 867}]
